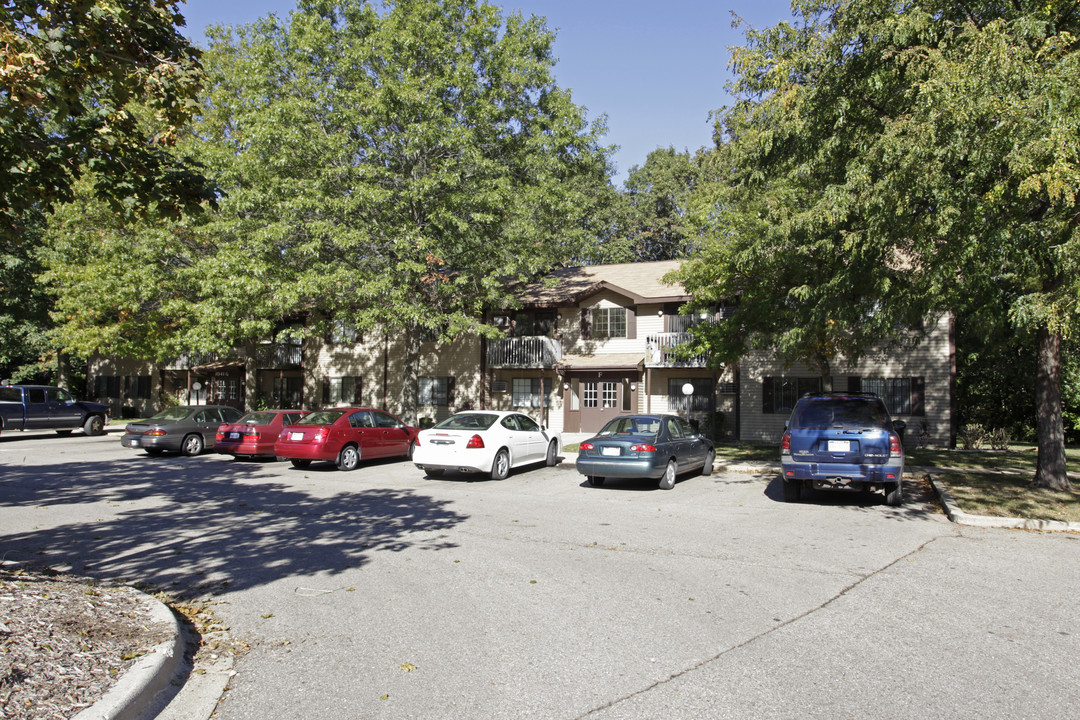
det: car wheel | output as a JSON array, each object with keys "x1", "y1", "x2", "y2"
[
  {"x1": 290, "y1": 459, "x2": 311, "y2": 468},
  {"x1": 658, "y1": 459, "x2": 677, "y2": 490},
  {"x1": 490, "y1": 449, "x2": 510, "y2": 480},
  {"x1": 83, "y1": 415, "x2": 105, "y2": 436},
  {"x1": 337, "y1": 444, "x2": 361, "y2": 471},
  {"x1": 782, "y1": 477, "x2": 802, "y2": 502},
  {"x1": 885, "y1": 479, "x2": 904, "y2": 506},
  {"x1": 701, "y1": 449, "x2": 715, "y2": 476},
  {"x1": 545, "y1": 439, "x2": 558, "y2": 467},
  {"x1": 587, "y1": 476, "x2": 603, "y2": 487},
  {"x1": 407, "y1": 441, "x2": 416, "y2": 461},
  {"x1": 181, "y1": 434, "x2": 204, "y2": 457},
  {"x1": 145, "y1": 448, "x2": 164, "y2": 457}
]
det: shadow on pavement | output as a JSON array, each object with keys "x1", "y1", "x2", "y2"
[{"x1": 0, "y1": 452, "x2": 467, "y2": 597}]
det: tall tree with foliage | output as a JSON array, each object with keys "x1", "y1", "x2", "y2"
[
  {"x1": 675, "y1": 1, "x2": 1078, "y2": 488},
  {"x1": 45, "y1": 0, "x2": 614, "y2": 420},
  {"x1": 620, "y1": 147, "x2": 705, "y2": 261}
]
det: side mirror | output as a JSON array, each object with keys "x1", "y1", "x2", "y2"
[{"x1": 540, "y1": 425, "x2": 547, "y2": 432}]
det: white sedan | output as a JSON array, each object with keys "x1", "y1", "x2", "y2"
[{"x1": 412, "y1": 411, "x2": 561, "y2": 480}]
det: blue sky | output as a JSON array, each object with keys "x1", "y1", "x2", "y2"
[{"x1": 178, "y1": 0, "x2": 798, "y2": 185}]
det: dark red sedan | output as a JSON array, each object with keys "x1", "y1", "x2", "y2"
[
  {"x1": 216, "y1": 410, "x2": 310, "y2": 459},
  {"x1": 274, "y1": 407, "x2": 419, "y2": 470}
]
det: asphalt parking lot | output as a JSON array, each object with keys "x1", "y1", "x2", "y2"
[{"x1": 2, "y1": 432, "x2": 1079, "y2": 719}]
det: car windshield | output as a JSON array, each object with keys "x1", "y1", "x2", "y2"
[
  {"x1": 792, "y1": 399, "x2": 889, "y2": 430},
  {"x1": 149, "y1": 407, "x2": 194, "y2": 422},
  {"x1": 238, "y1": 412, "x2": 276, "y2": 425},
  {"x1": 297, "y1": 410, "x2": 346, "y2": 425},
  {"x1": 432, "y1": 414, "x2": 498, "y2": 431},
  {"x1": 596, "y1": 416, "x2": 661, "y2": 437}
]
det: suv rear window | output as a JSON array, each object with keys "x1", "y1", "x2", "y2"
[{"x1": 790, "y1": 397, "x2": 890, "y2": 430}]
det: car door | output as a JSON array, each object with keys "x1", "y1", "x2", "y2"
[
  {"x1": 347, "y1": 410, "x2": 381, "y2": 457},
  {"x1": 664, "y1": 417, "x2": 690, "y2": 467},
  {"x1": 676, "y1": 418, "x2": 707, "y2": 469},
  {"x1": 499, "y1": 414, "x2": 532, "y2": 463},
  {"x1": 47, "y1": 388, "x2": 83, "y2": 428},
  {"x1": 194, "y1": 409, "x2": 224, "y2": 447},
  {"x1": 513, "y1": 413, "x2": 546, "y2": 462},
  {"x1": 371, "y1": 410, "x2": 411, "y2": 457},
  {"x1": 23, "y1": 388, "x2": 50, "y2": 429}
]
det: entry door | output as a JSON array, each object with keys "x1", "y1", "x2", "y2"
[{"x1": 579, "y1": 379, "x2": 620, "y2": 434}]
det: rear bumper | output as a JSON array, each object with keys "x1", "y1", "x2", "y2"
[
  {"x1": 575, "y1": 456, "x2": 665, "y2": 480},
  {"x1": 217, "y1": 441, "x2": 276, "y2": 457},
  {"x1": 782, "y1": 459, "x2": 904, "y2": 484},
  {"x1": 121, "y1": 434, "x2": 181, "y2": 451},
  {"x1": 273, "y1": 441, "x2": 335, "y2": 462}
]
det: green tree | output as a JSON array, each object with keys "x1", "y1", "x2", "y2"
[
  {"x1": 46, "y1": 0, "x2": 614, "y2": 420},
  {"x1": 674, "y1": 1, "x2": 1079, "y2": 489},
  {"x1": 620, "y1": 147, "x2": 705, "y2": 261}
]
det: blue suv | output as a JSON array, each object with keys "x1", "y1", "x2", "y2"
[{"x1": 780, "y1": 392, "x2": 905, "y2": 506}]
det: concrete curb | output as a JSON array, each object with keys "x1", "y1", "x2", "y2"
[
  {"x1": 73, "y1": 589, "x2": 186, "y2": 720},
  {"x1": 927, "y1": 473, "x2": 1080, "y2": 533}
]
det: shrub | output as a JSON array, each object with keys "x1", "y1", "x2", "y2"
[{"x1": 959, "y1": 423, "x2": 987, "y2": 450}]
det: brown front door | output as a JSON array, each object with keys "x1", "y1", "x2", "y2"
[{"x1": 579, "y1": 378, "x2": 621, "y2": 434}]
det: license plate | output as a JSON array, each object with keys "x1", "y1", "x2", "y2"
[
  {"x1": 130, "y1": 439, "x2": 140, "y2": 447},
  {"x1": 229, "y1": 432, "x2": 240, "y2": 439},
  {"x1": 601, "y1": 447, "x2": 621, "y2": 457},
  {"x1": 827, "y1": 440, "x2": 850, "y2": 452},
  {"x1": 431, "y1": 439, "x2": 454, "y2": 446},
  {"x1": 290, "y1": 432, "x2": 304, "y2": 441}
]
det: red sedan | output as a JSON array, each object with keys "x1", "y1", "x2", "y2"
[
  {"x1": 274, "y1": 407, "x2": 419, "y2": 470},
  {"x1": 216, "y1": 410, "x2": 309, "y2": 459}
]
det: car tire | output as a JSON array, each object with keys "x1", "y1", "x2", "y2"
[
  {"x1": 885, "y1": 479, "x2": 904, "y2": 506},
  {"x1": 425, "y1": 468, "x2": 445, "y2": 477},
  {"x1": 145, "y1": 448, "x2": 164, "y2": 457},
  {"x1": 701, "y1": 449, "x2": 715, "y2": 476},
  {"x1": 337, "y1": 444, "x2": 360, "y2": 471},
  {"x1": 545, "y1": 439, "x2": 558, "y2": 467},
  {"x1": 658, "y1": 459, "x2": 677, "y2": 490},
  {"x1": 407, "y1": 441, "x2": 416, "y2": 460},
  {"x1": 490, "y1": 449, "x2": 510, "y2": 480},
  {"x1": 587, "y1": 476, "x2": 603, "y2": 487},
  {"x1": 782, "y1": 477, "x2": 802, "y2": 502},
  {"x1": 181, "y1": 434, "x2": 204, "y2": 457},
  {"x1": 290, "y1": 459, "x2": 311, "y2": 468},
  {"x1": 83, "y1": 415, "x2": 105, "y2": 436}
]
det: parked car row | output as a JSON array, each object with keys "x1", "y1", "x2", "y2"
[{"x1": 113, "y1": 392, "x2": 906, "y2": 501}]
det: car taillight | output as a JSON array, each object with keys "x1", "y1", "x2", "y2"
[
  {"x1": 781, "y1": 432, "x2": 791, "y2": 455},
  {"x1": 147, "y1": 429, "x2": 166, "y2": 437},
  {"x1": 466, "y1": 434, "x2": 484, "y2": 449},
  {"x1": 889, "y1": 432, "x2": 902, "y2": 458},
  {"x1": 580, "y1": 442, "x2": 594, "y2": 450},
  {"x1": 215, "y1": 432, "x2": 226, "y2": 442},
  {"x1": 630, "y1": 444, "x2": 656, "y2": 452},
  {"x1": 244, "y1": 429, "x2": 259, "y2": 439}
]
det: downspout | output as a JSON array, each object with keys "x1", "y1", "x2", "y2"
[{"x1": 383, "y1": 331, "x2": 390, "y2": 411}]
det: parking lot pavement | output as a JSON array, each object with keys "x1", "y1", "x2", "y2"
[{"x1": 2, "y1": 433, "x2": 1078, "y2": 720}]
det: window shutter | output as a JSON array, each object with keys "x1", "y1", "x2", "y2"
[
  {"x1": 580, "y1": 308, "x2": 591, "y2": 339},
  {"x1": 626, "y1": 305, "x2": 637, "y2": 339},
  {"x1": 353, "y1": 376, "x2": 363, "y2": 405},
  {"x1": 322, "y1": 377, "x2": 330, "y2": 405},
  {"x1": 762, "y1": 377, "x2": 774, "y2": 413},
  {"x1": 847, "y1": 376, "x2": 862, "y2": 392},
  {"x1": 447, "y1": 377, "x2": 456, "y2": 407},
  {"x1": 911, "y1": 377, "x2": 925, "y2": 416}
]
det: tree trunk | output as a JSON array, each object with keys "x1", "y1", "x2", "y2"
[
  {"x1": 1032, "y1": 325, "x2": 1070, "y2": 490},
  {"x1": 399, "y1": 324, "x2": 421, "y2": 424}
]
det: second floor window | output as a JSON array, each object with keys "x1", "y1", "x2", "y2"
[{"x1": 591, "y1": 307, "x2": 627, "y2": 339}]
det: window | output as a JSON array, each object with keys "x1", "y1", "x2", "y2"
[
  {"x1": 123, "y1": 376, "x2": 151, "y2": 400},
  {"x1": 328, "y1": 319, "x2": 359, "y2": 345},
  {"x1": 419, "y1": 376, "x2": 452, "y2": 406},
  {"x1": 668, "y1": 378, "x2": 714, "y2": 412},
  {"x1": 273, "y1": 376, "x2": 303, "y2": 409},
  {"x1": 371, "y1": 410, "x2": 401, "y2": 428},
  {"x1": 668, "y1": 310, "x2": 710, "y2": 333},
  {"x1": 591, "y1": 307, "x2": 627, "y2": 339},
  {"x1": 95, "y1": 375, "x2": 121, "y2": 399},
  {"x1": 514, "y1": 311, "x2": 558, "y2": 337},
  {"x1": 854, "y1": 377, "x2": 924, "y2": 416},
  {"x1": 762, "y1": 377, "x2": 822, "y2": 414},
  {"x1": 511, "y1": 378, "x2": 551, "y2": 408},
  {"x1": 323, "y1": 376, "x2": 362, "y2": 406}
]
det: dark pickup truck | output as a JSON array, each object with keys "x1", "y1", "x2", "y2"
[{"x1": 0, "y1": 383, "x2": 110, "y2": 437}]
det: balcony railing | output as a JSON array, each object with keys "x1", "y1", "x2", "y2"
[
  {"x1": 256, "y1": 343, "x2": 303, "y2": 369},
  {"x1": 487, "y1": 336, "x2": 562, "y2": 368},
  {"x1": 645, "y1": 333, "x2": 708, "y2": 368}
]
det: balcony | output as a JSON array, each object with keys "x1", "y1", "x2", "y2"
[
  {"x1": 256, "y1": 342, "x2": 303, "y2": 369},
  {"x1": 645, "y1": 333, "x2": 708, "y2": 368},
  {"x1": 487, "y1": 336, "x2": 562, "y2": 368}
]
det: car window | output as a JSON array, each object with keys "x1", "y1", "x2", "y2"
[
  {"x1": 241, "y1": 412, "x2": 276, "y2": 425},
  {"x1": 676, "y1": 419, "x2": 696, "y2": 437},
  {"x1": 27, "y1": 388, "x2": 46, "y2": 403},
  {"x1": 371, "y1": 410, "x2": 400, "y2": 428},
  {"x1": 284, "y1": 412, "x2": 304, "y2": 425},
  {"x1": 0, "y1": 387, "x2": 22, "y2": 402},
  {"x1": 299, "y1": 410, "x2": 346, "y2": 425},
  {"x1": 433, "y1": 414, "x2": 498, "y2": 431},
  {"x1": 52, "y1": 388, "x2": 74, "y2": 403},
  {"x1": 194, "y1": 410, "x2": 210, "y2": 423},
  {"x1": 222, "y1": 408, "x2": 242, "y2": 422},
  {"x1": 793, "y1": 398, "x2": 889, "y2": 430},
  {"x1": 516, "y1": 415, "x2": 540, "y2": 432},
  {"x1": 666, "y1": 418, "x2": 684, "y2": 439},
  {"x1": 501, "y1": 415, "x2": 521, "y2": 431},
  {"x1": 349, "y1": 411, "x2": 374, "y2": 428}
]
